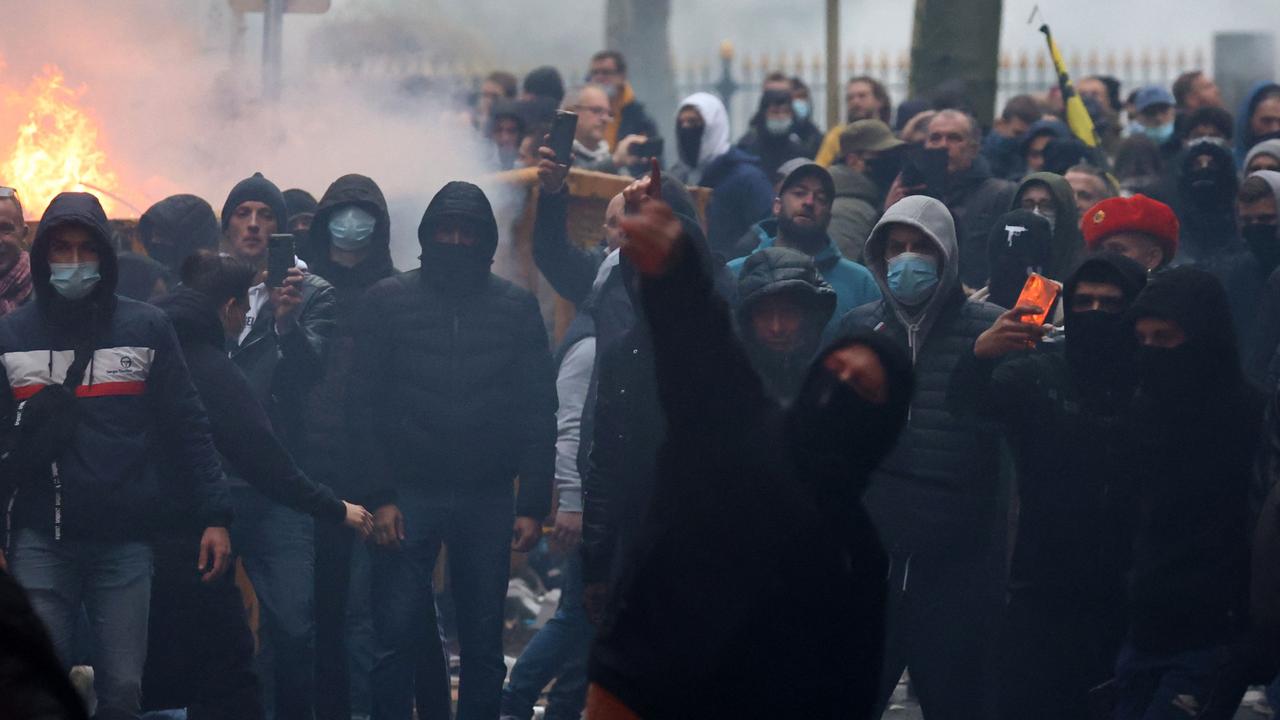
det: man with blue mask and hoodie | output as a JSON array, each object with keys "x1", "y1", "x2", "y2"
[
  {"x1": 1129, "y1": 86, "x2": 1182, "y2": 166},
  {"x1": 669, "y1": 92, "x2": 774, "y2": 258},
  {"x1": 0, "y1": 191, "x2": 231, "y2": 720},
  {"x1": 834, "y1": 194, "x2": 1005, "y2": 719}
]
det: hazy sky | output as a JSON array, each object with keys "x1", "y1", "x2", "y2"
[{"x1": 267, "y1": 0, "x2": 1280, "y2": 74}]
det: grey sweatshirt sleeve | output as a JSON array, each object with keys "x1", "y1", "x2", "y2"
[{"x1": 554, "y1": 336, "x2": 596, "y2": 513}]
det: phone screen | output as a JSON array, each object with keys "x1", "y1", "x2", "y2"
[
  {"x1": 1015, "y1": 272, "x2": 1062, "y2": 327},
  {"x1": 267, "y1": 234, "x2": 295, "y2": 288},
  {"x1": 548, "y1": 111, "x2": 578, "y2": 166},
  {"x1": 902, "y1": 146, "x2": 949, "y2": 199}
]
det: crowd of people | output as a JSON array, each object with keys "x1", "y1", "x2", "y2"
[{"x1": 6, "y1": 43, "x2": 1280, "y2": 720}]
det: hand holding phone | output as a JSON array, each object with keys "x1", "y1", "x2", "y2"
[
  {"x1": 1014, "y1": 273, "x2": 1062, "y2": 327},
  {"x1": 267, "y1": 234, "x2": 295, "y2": 288},
  {"x1": 547, "y1": 111, "x2": 578, "y2": 167}
]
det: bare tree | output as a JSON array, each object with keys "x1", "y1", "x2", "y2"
[{"x1": 909, "y1": 0, "x2": 1003, "y2": 125}]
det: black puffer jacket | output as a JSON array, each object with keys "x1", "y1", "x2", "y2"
[
  {"x1": 836, "y1": 195, "x2": 1004, "y2": 554},
  {"x1": 154, "y1": 289, "x2": 344, "y2": 525},
  {"x1": 302, "y1": 174, "x2": 396, "y2": 497},
  {"x1": 735, "y1": 247, "x2": 836, "y2": 403},
  {"x1": 350, "y1": 182, "x2": 556, "y2": 518}
]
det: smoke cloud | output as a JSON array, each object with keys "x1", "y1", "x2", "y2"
[{"x1": 0, "y1": 0, "x2": 517, "y2": 271}]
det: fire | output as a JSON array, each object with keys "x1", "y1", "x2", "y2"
[{"x1": 1, "y1": 65, "x2": 123, "y2": 218}]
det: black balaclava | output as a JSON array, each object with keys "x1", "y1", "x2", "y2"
[
  {"x1": 677, "y1": 123, "x2": 702, "y2": 168},
  {"x1": 1180, "y1": 140, "x2": 1239, "y2": 213},
  {"x1": 785, "y1": 332, "x2": 913, "y2": 509},
  {"x1": 1126, "y1": 265, "x2": 1241, "y2": 406},
  {"x1": 1062, "y1": 253, "x2": 1148, "y2": 390},
  {"x1": 986, "y1": 209, "x2": 1053, "y2": 310},
  {"x1": 416, "y1": 181, "x2": 499, "y2": 295}
]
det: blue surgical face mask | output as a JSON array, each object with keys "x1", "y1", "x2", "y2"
[
  {"x1": 48, "y1": 261, "x2": 101, "y2": 301},
  {"x1": 328, "y1": 206, "x2": 376, "y2": 252},
  {"x1": 765, "y1": 116, "x2": 793, "y2": 137},
  {"x1": 792, "y1": 99, "x2": 811, "y2": 121},
  {"x1": 886, "y1": 252, "x2": 939, "y2": 306},
  {"x1": 1142, "y1": 121, "x2": 1175, "y2": 145}
]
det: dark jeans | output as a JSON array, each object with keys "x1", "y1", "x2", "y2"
[
  {"x1": 143, "y1": 534, "x2": 263, "y2": 720},
  {"x1": 500, "y1": 551, "x2": 593, "y2": 720},
  {"x1": 230, "y1": 485, "x2": 316, "y2": 720},
  {"x1": 9, "y1": 528, "x2": 153, "y2": 720},
  {"x1": 371, "y1": 492, "x2": 513, "y2": 720},
  {"x1": 1113, "y1": 640, "x2": 1252, "y2": 720},
  {"x1": 998, "y1": 590, "x2": 1125, "y2": 720},
  {"x1": 874, "y1": 549, "x2": 1002, "y2": 720},
  {"x1": 314, "y1": 518, "x2": 355, "y2": 720}
]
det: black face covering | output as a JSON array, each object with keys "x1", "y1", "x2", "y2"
[
  {"x1": 1136, "y1": 343, "x2": 1202, "y2": 401},
  {"x1": 1244, "y1": 223, "x2": 1280, "y2": 272},
  {"x1": 787, "y1": 369, "x2": 871, "y2": 492},
  {"x1": 865, "y1": 154, "x2": 903, "y2": 197},
  {"x1": 677, "y1": 125, "x2": 703, "y2": 168},
  {"x1": 1066, "y1": 310, "x2": 1134, "y2": 388},
  {"x1": 420, "y1": 241, "x2": 490, "y2": 293}
]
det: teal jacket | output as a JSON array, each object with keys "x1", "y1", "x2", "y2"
[{"x1": 727, "y1": 218, "x2": 882, "y2": 337}]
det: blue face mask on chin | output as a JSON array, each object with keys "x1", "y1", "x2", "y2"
[
  {"x1": 886, "y1": 252, "x2": 939, "y2": 307},
  {"x1": 48, "y1": 261, "x2": 101, "y2": 301}
]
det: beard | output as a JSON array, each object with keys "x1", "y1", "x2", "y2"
[{"x1": 778, "y1": 212, "x2": 828, "y2": 251}]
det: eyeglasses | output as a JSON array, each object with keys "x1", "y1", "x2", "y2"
[
  {"x1": 0, "y1": 187, "x2": 16, "y2": 199},
  {"x1": 576, "y1": 105, "x2": 613, "y2": 118}
]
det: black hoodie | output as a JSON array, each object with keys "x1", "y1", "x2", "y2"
[
  {"x1": 1125, "y1": 267, "x2": 1263, "y2": 654},
  {"x1": 153, "y1": 288, "x2": 344, "y2": 525},
  {"x1": 735, "y1": 246, "x2": 837, "y2": 403},
  {"x1": 349, "y1": 182, "x2": 556, "y2": 518},
  {"x1": 303, "y1": 175, "x2": 396, "y2": 496},
  {"x1": 0, "y1": 192, "x2": 228, "y2": 541},
  {"x1": 138, "y1": 193, "x2": 221, "y2": 278},
  {"x1": 589, "y1": 226, "x2": 912, "y2": 719}
]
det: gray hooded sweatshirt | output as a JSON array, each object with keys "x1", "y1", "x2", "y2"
[{"x1": 836, "y1": 195, "x2": 1005, "y2": 554}]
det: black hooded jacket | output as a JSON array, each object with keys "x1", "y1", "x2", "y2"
[
  {"x1": 153, "y1": 289, "x2": 344, "y2": 525},
  {"x1": 1125, "y1": 267, "x2": 1264, "y2": 654},
  {"x1": 589, "y1": 228, "x2": 911, "y2": 719},
  {"x1": 944, "y1": 155, "x2": 1017, "y2": 289},
  {"x1": 735, "y1": 246, "x2": 837, "y2": 403},
  {"x1": 302, "y1": 174, "x2": 396, "y2": 496},
  {"x1": 736, "y1": 91, "x2": 810, "y2": 180},
  {"x1": 138, "y1": 193, "x2": 221, "y2": 278},
  {"x1": 0, "y1": 192, "x2": 228, "y2": 541},
  {"x1": 949, "y1": 254, "x2": 1148, "y2": 606},
  {"x1": 1174, "y1": 140, "x2": 1243, "y2": 269},
  {"x1": 349, "y1": 182, "x2": 556, "y2": 518}
]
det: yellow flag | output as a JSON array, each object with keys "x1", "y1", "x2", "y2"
[{"x1": 1040, "y1": 24, "x2": 1099, "y2": 148}]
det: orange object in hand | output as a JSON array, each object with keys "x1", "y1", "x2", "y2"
[{"x1": 1014, "y1": 272, "x2": 1062, "y2": 326}]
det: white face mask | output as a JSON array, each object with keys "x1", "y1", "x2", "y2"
[{"x1": 328, "y1": 206, "x2": 376, "y2": 252}]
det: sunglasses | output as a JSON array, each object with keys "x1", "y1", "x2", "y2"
[{"x1": 0, "y1": 187, "x2": 16, "y2": 199}]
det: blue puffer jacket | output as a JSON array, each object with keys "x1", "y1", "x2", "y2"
[
  {"x1": 0, "y1": 192, "x2": 228, "y2": 542},
  {"x1": 727, "y1": 218, "x2": 881, "y2": 339}
]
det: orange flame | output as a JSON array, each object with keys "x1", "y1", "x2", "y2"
[{"x1": 1, "y1": 65, "x2": 123, "y2": 218}]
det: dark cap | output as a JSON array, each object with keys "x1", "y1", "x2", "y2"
[{"x1": 778, "y1": 161, "x2": 835, "y2": 201}]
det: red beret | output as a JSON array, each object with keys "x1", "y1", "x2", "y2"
[{"x1": 1081, "y1": 194, "x2": 1179, "y2": 259}]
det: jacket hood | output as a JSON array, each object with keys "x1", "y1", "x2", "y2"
[
  {"x1": 138, "y1": 194, "x2": 220, "y2": 275},
  {"x1": 1012, "y1": 172, "x2": 1083, "y2": 278},
  {"x1": 1245, "y1": 139, "x2": 1280, "y2": 171},
  {"x1": 863, "y1": 194, "x2": 959, "y2": 332},
  {"x1": 1237, "y1": 82, "x2": 1280, "y2": 166},
  {"x1": 1063, "y1": 252, "x2": 1149, "y2": 309},
  {"x1": 735, "y1": 246, "x2": 837, "y2": 331},
  {"x1": 985, "y1": 209, "x2": 1053, "y2": 309},
  {"x1": 309, "y1": 173, "x2": 394, "y2": 283},
  {"x1": 677, "y1": 92, "x2": 732, "y2": 171},
  {"x1": 1127, "y1": 265, "x2": 1241, "y2": 386},
  {"x1": 416, "y1": 181, "x2": 499, "y2": 263},
  {"x1": 31, "y1": 191, "x2": 119, "y2": 314},
  {"x1": 152, "y1": 287, "x2": 225, "y2": 351},
  {"x1": 282, "y1": 188, "x2": 318, "y2": 221},
  {"x1": 1021, "y1": 119, "x2": 1071, "y2": 152},
  {"x1": 1250, "y1": 169, "x2": 1280, "y2": 207}
]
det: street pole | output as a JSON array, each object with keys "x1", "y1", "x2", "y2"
[
  {"x1": 826, "y1": 0, "x2": 840, "y2": 130},
  {"x1": 262, "y1": 0, "x2": 284, "y2": 100}
]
